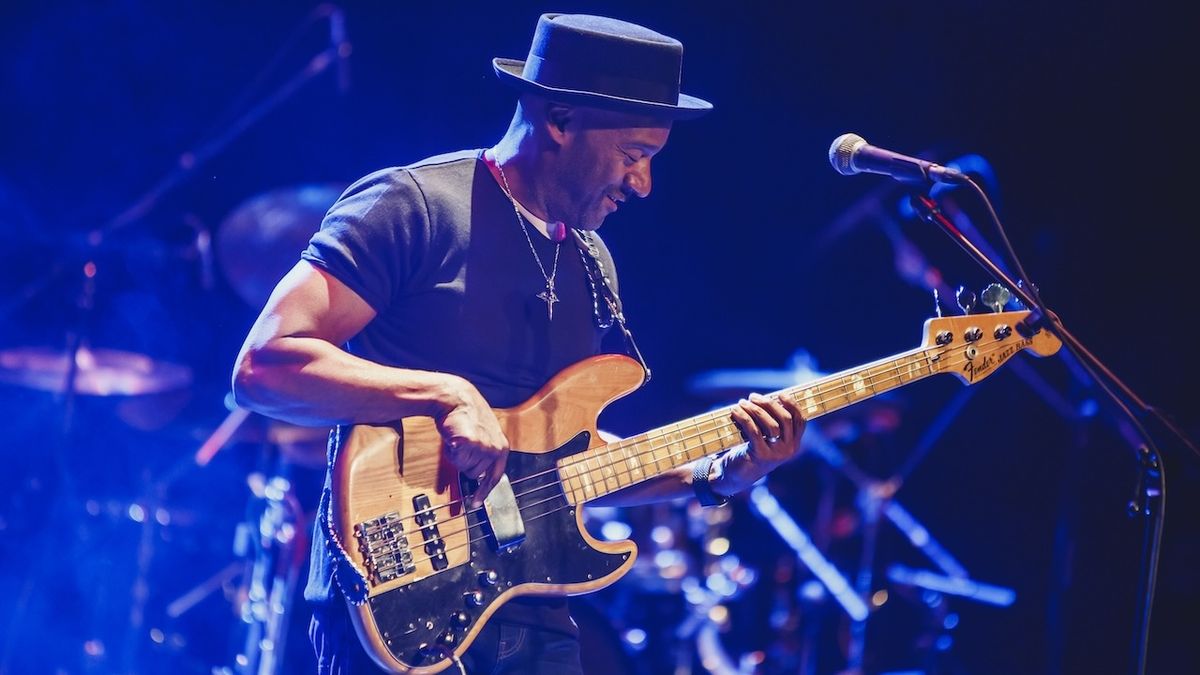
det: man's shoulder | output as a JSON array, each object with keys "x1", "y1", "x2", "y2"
[
  {"x1": 347, "y1": 150, "x2": 481, "y2": 191},
  {"x1": 332, "y1": 150, "x2": 482, "y2": 215},
  {"x1": 402, "y1": 149, "x2": 482, "y2": 174}
]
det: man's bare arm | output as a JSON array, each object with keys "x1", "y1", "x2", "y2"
[{"x1": 232, "y1": 260, "x2": 510, "y2": 503}]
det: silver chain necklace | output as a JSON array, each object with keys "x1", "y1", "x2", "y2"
[{"x1": 496, "y1": 161, "x2": 561, "y2": 320}]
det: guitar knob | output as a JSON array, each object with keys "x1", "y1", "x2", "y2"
[
  {"x1": 451, "y1": 611, "x2": 471, "y2": 627},
  {"x1": 478, "y1": 570, "x2": 499, "y2": 587},
  {"x1": 464, "y1": 590, "x2": 485, "y2": 607},
  {"x1": 955, "y1": 286, "x2": 977, "y2": 315},
  {"x1": 980, "y1": 283, "x2": 1011, "y2": 313},
  {"x1": 438, "y1": 630, "x2": 459, "y2": 648}
]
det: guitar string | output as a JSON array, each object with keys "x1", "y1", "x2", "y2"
[
  {"x1": 355, "y1": 342, "x2": 942, "y2": 535},
  {"x1": 368, "y1": 336, "x2": 1005, "y2": 542},
  {"x1": 386, "y1": 340, "x2": 1025, "y2": 578},
  {"x1": 369, "y1": 339, "x2": 1031, "y2": 576}
]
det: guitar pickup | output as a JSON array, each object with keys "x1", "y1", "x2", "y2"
[
  {"x1": 413, "y1": 495, "x2": 449, "y2": 570},
  {"x1": 354, "y1": 511, "x2": 415, "y2": 584}
]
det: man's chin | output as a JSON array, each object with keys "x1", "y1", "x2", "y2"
[{"x1": 578, "y1": 209, "x2": 612, "y2": 231}]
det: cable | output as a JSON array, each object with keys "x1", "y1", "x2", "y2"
[{"x1": 946, "y1": 178, "x2": 1173, "y2": 675}]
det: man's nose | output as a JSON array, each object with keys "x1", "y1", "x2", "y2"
[{"x1": 624, "y1": 162, "x2": 652, "y2": 199}]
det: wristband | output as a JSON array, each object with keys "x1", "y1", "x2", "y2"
[{"x1": 692, "y1": 455, "x2": 729, "y2": 507}]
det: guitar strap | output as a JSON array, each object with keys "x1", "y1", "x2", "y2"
[
  {"x1": 323, "y1": 230, "x2": 654, "y2": 607},
  {"x1": 572, "y1": 229, "x2": 652, "y2": 383}
]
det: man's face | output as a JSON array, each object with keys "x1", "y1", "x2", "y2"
[{"x1": 547, "y1": 107, "x2": 672, "y2": 231}]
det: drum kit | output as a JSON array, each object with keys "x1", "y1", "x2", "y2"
[{"x1": 0, "y1": 183, "x2": 342, "y2": 674}]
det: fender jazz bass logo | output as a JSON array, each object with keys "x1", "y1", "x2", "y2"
[{"x1": 962, "y1": 337, "x2": 1032, "y2": 382}]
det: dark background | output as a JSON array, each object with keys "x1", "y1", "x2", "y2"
[{"x1": 1, "y1": 2, "x2": 1197, "y2": 674}]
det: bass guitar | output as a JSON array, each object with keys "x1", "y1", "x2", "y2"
[{"x1": 327, "y1": 309, "x2": 1060, "y2": 673}]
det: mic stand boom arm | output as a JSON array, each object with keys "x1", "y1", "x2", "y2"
[{"x1": 908, "y1": 188, "x2": 1173, "y2": 675}]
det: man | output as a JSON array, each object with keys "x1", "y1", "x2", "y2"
[{"x1": 232, "y1": 13, "x2": 806, "y2": 674}]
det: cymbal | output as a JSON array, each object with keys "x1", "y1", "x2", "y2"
[
  {"x1": 687, "y1": 348, "x2": 829, "y2": 400},
  {"x1": 216, "y1": 183, "x2": 346, "y2": 308},
  {"x1": 0, "y1": 345, "x2": 192, "y2": 396},
  {"x1": 687, "y1": 349, "x2": 904, "y2": 438}
]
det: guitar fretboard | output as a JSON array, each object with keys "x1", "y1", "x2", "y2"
[{"x1": 557, "y1": 345, "x2": 942, "y2": 504}]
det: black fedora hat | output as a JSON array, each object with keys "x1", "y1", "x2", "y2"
[{"x1": 493, "y1": 14, "x2": 712, "y2": 120}]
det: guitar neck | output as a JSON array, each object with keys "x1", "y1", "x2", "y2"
[{"x1": 558, "y1": 345, "x2": 941, "y2": 504}]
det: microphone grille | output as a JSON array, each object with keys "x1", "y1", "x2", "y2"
[{"x1": 828, "y1": 133, "x2": 866, "y2": 176}]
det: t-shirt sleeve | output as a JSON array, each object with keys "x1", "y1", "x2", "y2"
[{"x1": 301, "y1": 168, "x2": 430, "y2": 314}]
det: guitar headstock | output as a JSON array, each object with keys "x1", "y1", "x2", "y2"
[{"x1": 922, "y1": 309, "x2": 1062, "y2": 385}]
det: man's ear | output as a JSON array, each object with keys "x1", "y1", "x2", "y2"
[{"x1": 546, "y1": 103, "x2": 573, "y2": 144}]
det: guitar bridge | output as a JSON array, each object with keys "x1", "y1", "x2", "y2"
[
  {"x1": 413, "y1": 494, "x2": 449, "y2": 571},
  {"x1": 355, "y1": 511, "x2": 415, "y2": 584}
]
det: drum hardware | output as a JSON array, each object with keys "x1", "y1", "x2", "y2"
[
  {"x1": 184, "y1": 392, "x2": 325, "y2": 675},
  {"x1": 689, "y1": 337, "x2": 1017, "y2": 672},
  {"x1": 221, "y1": 469, "x2": 309, "y2": 675},
  {"x1": 0, "y1": 10, "x2": 350, "y2": 673},
  {"x1": 579, "y1": 488, "x2": 752, "y2": 674},
  {"x1": 746, "y1": 483, "x2": 868, "y2": 623},
  {"x1": 800, "y1": 418, "x2": 1015, "y2": 673}
]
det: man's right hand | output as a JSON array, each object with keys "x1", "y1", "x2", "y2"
[{"x1": 437, "y1": 377, "x2": 510, "y2": 508}]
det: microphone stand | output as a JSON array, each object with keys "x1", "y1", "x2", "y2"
[{"x1": 908, "y1": 189, "x2": 1180, "y2": 675}]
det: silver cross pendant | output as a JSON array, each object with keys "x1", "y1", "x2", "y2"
[{"x1": 537, "y1": 280, "x2": 559, "y2": 321}]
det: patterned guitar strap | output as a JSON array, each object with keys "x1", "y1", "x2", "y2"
[{"x1": 572, "y1": 229, "x2": 652, "y2": 383}]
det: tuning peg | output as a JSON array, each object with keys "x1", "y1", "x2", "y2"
[
  {"x1": 980, "y1": 283, "x2": 1011, "y2": 313},
  {"x1": 1009, "y1": 280, "x2": 1040, "y2": 310},
  {"x1": 955, "y1": 285, "x2": 977, "y2": 315}
]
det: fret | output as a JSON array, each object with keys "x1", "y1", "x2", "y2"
[
  {"x1": 567, "y1": 473, "x2": 583, "y2": 505},
  {"x1": 560, "y1": 468, "x2": 572, "y2": 504},
  {"x1": 601, "y1": 449, "x2": 618, "y2": 493},
  {"x1": 556, "y1": 346, "x2": 963, "y2": 504},
  {"x1": 849, "y1": 373, "x2": 866, "y2": 399},
  {"x1": 667, "y1": 425, "x2": 685, "y2": 465},
  {"x1": 647, "y1": 436, "x2": 664, "y2": 475},
  {"x1": 591, "y1": 451, "x2": 610, "y2": 495},
  {"x1": 660, "y1": 437, "x2": 679, "y2": 469},
  {"x1": 903, "y1": 357, "x2": 922, "y2": 382},
  {"x1": 579, "y1": 460, "x2": 596, "y2": 500},
  {"x1": 697, "y1": 417, "x2": 726, "y2": 454},
  {"x1": 800, "y1": 388, "x2": 819, "y2": 417},
  {"x1": 672, "y1": 425, "x2": 691, "y2": 464},
  {"x1": 575, "y1": 472, "x2": 588, "y2": 504},
  {"x1": 624, "y1": 443, "x2": 644, "y2": 482},
  {"x1": 612, "y1": 443, "x2": 632, "y2": 487}
]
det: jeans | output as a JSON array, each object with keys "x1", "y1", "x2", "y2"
[{"x1": 309, "y1": 603, "x2": 584, "y2": 675}]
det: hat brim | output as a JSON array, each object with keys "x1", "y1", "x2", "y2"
[{"x1": 493, "y1": 58, "x2": 712, "y2": 121}]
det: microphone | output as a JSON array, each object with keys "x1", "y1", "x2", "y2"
[{"x1": 829, "y1": 133, "x2": 966, "y2": 184}]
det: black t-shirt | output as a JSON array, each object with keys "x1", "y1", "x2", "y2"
[{"x1": 301, "y1": 149, "x2": 616, "y2": 637}]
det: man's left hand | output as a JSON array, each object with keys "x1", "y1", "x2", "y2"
[{"x1": 722, "y1": 392, "x2": 807, "y2": 493}]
